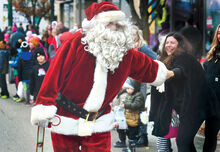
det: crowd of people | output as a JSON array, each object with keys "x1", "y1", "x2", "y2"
[{"x1": 0, "y1": 1, "x2": 219, "y2": 152}]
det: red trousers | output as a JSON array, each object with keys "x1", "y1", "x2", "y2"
[{"x1": 51, "y1": 132, "x2": 111, "y2": 152}]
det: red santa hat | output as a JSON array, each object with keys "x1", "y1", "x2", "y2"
[{"x1": 82, "y1": 2, "x2": 125, "y2": 30}]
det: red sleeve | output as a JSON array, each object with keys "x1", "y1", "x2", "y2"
[
  {"x1": 35, "y1": 31, "x2": 83, "y2": 106},
  {"x1": 129, "y1": 49, "x2": 167, "y2": 86},
  {"x1": 129, "y1": 49, "x2": 159, "y2": 83}
]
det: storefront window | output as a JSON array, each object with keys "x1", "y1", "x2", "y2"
[{"x1": 206, "y1": 0, "x2": 220, "y2": 51}]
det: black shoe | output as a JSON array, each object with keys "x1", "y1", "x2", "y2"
[
  {"x1": 114, "y1": 141, "x2": 126, "y2": 148},
  {"x1": 136, "y1": 135, "x2": 148, "y2": 147}
]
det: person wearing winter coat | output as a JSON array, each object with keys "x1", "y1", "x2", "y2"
[
  {"x1": 0, "y1": 41, "x2": 10, "y2": 98},
  {"x1": 30, "y1": 48, "x2": 50, "y2": 104},
  {"x1": 203, "y1": 24, "x2": 220, "y2": 152},
  {"x1": 132, "y1": 25, "x2": 157, "y2": 147},
  {"x1": 9, "y1": 27, "x2": 25, "y2": 57},
  {"x1": 149, "y1": 32, "x2": 218, "y2": 152},
  {"x1": 121, "y1": 78, "x2": 145, "y2": 152},
  {"x1": 14, "y1": 41, "x2": 34, "y2": 103}
]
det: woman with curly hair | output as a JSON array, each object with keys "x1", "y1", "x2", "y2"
[{"x1": 150, "y1": 32, "x2": 217, "y2": 152}]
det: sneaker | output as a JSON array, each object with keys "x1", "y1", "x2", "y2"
[
  {"x1": 15, "y1": 97, "x2": 24, "y2": 103},
  {"x1": 1, "y1": 95, "x2": 9, "y2": 99},
  {"x1": 114, "y1": 141, "x2": 126, "y2": 148},
  {"x1": 122, "y1": 148, "x2": 131, "y2": 152},
  {"x1": 13, "y1": 94, "x2": 20, "y2": 101}
]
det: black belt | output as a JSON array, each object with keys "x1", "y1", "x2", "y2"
[{"x1": 56, "y1": 92, "x2": 107, "y2": 122}]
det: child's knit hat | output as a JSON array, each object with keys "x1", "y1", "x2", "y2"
[
  {"x1": 34, "y1": 48, "x2": 46, "y2": 58},
  {"x1": 29, "y1": 36, "x2": 40, "y2": 48},
  {"x1": 123, "y1": 78, "x2": 134, "y2": 90}
]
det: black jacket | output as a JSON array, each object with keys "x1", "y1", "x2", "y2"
[
  {"x1": 30, "y1": 61, "x2": 50, "y2": 98},
  {"x1": 203, "y1": 47, "x2": 220, "y2": 114},
  {"x1": 149, "y1": 52, "x2": 218, "y2": 137}
]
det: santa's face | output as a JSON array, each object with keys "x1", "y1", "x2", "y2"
[
  {"x1": 165, "y1": 36, "x2": 178, "y2": 56},
  {"x1": 106, "y1": 22, "x2": 119, "y2": 31},
  {"x1": 82, "y1": 19, "x2": 134, "y2": 72}
]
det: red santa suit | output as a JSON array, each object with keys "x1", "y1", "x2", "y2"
[{"x1": 31, "y1": 2, "x2": 168, "y2": 152}]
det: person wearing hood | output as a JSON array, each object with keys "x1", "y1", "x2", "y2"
[
  {"x1": 9, "y1": 27, "x2": 25, "y2": 57},
  {"x1": 120, "y1": 78, "x2": 145, "y2": 152},
  {"x1": 14, "y1": 41, "x2": 34, "y2": 104}
]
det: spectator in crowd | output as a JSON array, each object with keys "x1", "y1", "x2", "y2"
[
  {"x1": 28, "y1": 36, "x2": 48, "y2": 63},
  {"x1": 149, "y1": 32, "x2": 218, "y2": 152},
  {"x1": 14, "y1": 41, "x2": 34, "y2": 103},
  {"x1": 121, "y1": 78, "x2": 145, "y2": 152},
  {"x1": 179, "y1": 16, "x2": 203, "y2": 60},
  {"x1": 0, "y1": 29, "x2": 4, "y2": 41},
  {"x1": 9, "y1": 27, "x2": 25, "y2": 57},
  {"x1": 0, "y1": 41, "x2": 10, "y2": 99},
  {"x1": 203, "y1": 24, "x2": 220, "y2": 152},
  {"x1": 12, "y1": 23, "x2": 17, "y2": 33},
  {"x1": 132, "y1": 25, "x2": 157, "y2": 147},
  {"x1": 19, "y1": 23, "x2": 25, "y2": 34},
  {"x1": 29, "y1": 48, "x2": 50, "y2": 104},
  {"x1": 57, "y1": 21, "x2": 69, "y2": 33}
]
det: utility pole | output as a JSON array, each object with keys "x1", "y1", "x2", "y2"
[
  {"x1": 50, "y1": 0, "x2": 55, "y2": 22},
  {"x1": 73, "y1": 0, "x2": 77, "y2": 24},
  {"x1": 8, "y1": 0, "x2": 13, "y2": 26},
  {"x1": 78, "y1": 0, "x2": 81, "y2": 28}
]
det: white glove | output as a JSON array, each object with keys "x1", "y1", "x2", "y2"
[
  {"x1": 140, "y1": 111, "x2": 149, "y2": 124},
  {"x1": 156, "y1": 83, "x2": 165, "y2": 93},
  {"x1": 31, "y1": 105, "x2": 57, "y2": 127}
]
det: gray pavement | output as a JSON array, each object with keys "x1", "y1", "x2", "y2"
[{"x1": 0, "y1": 81, "x2": 219, "y2": 151}]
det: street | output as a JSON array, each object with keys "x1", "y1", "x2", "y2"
[{"x1": 0, "y1": 82, "x2": 219, "y2": 152}]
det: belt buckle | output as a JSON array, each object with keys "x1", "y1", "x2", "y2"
[{"x1": 85, "y1": 112, "x2": 98, "y2": 123}]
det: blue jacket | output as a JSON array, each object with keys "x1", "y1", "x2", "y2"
[{"x1": 139, "y1": 44, "x2": 157, "y2": 60}]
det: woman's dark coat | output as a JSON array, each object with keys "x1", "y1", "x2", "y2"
[{"x1": 149, "y1": 52, "x2": 218, "y2": 137}]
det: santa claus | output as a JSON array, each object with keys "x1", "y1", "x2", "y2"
[{"x1": 31, "y1": 2, "x2": 172, "y2": 152}]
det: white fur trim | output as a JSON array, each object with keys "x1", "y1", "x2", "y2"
[
  {"x1": 96, "y1": 11, "x2": 125, "y2": 23},
  {"x1": 31, "y1": 105, "x2": 57, "y2": 125},
  {"x1": 83, "y1": 61, "x2": 108, "y2": 111},
  {"x1": 149, "y1": 60, "x2": 168, "y2": 86},
  {"x1": 48, "y1": 112, "x2": 115, "y2": 135},
  {"x1": 82, "y1": 11, "x2": 125, "y2": 30}
]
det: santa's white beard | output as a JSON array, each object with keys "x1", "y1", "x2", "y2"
[{"x1": 81, "y1": 21, "x2": 134, "y2": 72}]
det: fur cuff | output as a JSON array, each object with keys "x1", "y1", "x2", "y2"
[
  {"x1": 149, "y1": 60, "x2": 168, "y2": 86},
  {"x1": 31, "y1": 105, "x2": 57, "y2": 126}
]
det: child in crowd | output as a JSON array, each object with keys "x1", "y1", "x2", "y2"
[
  {"x1": 115, "y1": 78, "x2": 145, "y2": 152},
  {"x1": 29, "y1": 48, "x2": 50, "y2": 104},
  {"x1": 112, "y1": 88, "x2": 129, "y2": 148},
  {"x1": 13, "y1": 41, "x2": 34, "y2": 103},
  {"x1": 0, "y1": 41, "x2": 10, "y2": 98}
]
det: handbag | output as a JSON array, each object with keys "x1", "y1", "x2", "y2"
[{"x1": 164, "y1": 109, "x2": 180, "y2": 139}]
